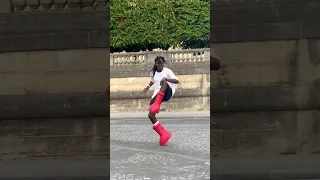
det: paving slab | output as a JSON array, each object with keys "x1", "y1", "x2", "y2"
[
  {"x1": 212, "y1": 154, "x2": 320, "y2": 180},
  {"x1": 110, "y1": 117, "x2": 210, "y2": 180}
]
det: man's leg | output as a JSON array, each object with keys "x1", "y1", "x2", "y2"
[
  {"x1": 147, "y1": 83, "x2": 172, "y2": 146},
  {"x1": 148, "y1": 109, "x2": 158, "y2": 124},
  {"x1": 148, "y1": 109, "x2": 172, "y2": 146},
  {"x1": 149, "y1": 81, "x2": 169, "y2": 114}
]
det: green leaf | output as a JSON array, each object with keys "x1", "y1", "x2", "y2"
[{"x1": 110, "y1": 0, "x2": 209, "y2": 52}]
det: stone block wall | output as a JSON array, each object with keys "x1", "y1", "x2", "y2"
[
  {"x1": 0, "y1": 118, "x2": 109, "y2": 159},
  {"x1": 110, "y1": 49, "x2": 211, "y2": 112},
  {"x1": 0, "y1": 49, "x2": 109, "y2": 119},
  {"x1": 212, "y1": 40, "x2": 320, "y2": 155},
  {"x1": 0, "y1": 1, "x2": 109, "y2": 158},
  {"x1": 211, "y1": 0, "x2": 320, "y2": 43},
  {"x1": 211, "y1": 0, "x2": 320, "y2": 156},
  {"x1": 0, "y1": 2, "x2": 110, "y2": 119}
]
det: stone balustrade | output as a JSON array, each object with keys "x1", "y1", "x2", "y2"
[
  {"x1": 110, "y1": 48, "x2": 210, "y2": 66},
  {"x1": 0, "y1": 0, "x2": 109, "y2": 13},
  {"x1": 110, "y1": 48, "x2": 211, "y2": 112}
]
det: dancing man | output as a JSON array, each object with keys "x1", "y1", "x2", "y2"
[{"x1": 143, "y1": 56, "x2": 179, "y2": 146}]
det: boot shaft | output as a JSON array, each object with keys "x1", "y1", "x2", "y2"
[
  {"x1": 153, "y1": 123, "x2": 165, "y2": 135},
  {"x1": 154, "y1": 92, "x2": 165, "y2": 105}
]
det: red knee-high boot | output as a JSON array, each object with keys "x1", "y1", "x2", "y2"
[
  {"x1": 153, "y1": 122, "x2": 172, "y2": 146},
  {"x1": 149, "y1": 92, "x2": 164, "y2": 114}
]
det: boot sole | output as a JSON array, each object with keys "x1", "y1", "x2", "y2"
[{"x1": 160, "y1": 132, "x2": 172, "y2": 146}]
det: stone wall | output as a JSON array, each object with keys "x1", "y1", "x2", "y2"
[
  {"x1": 211, "y1": 0, "x2": 320, "y2": 43},
  {"x1": 0, "y1": 117, "x2": 109, "y2": 159},
  {"x1": 110, "y1": 49, "x2": 211, "y2": 112},
  {"x1": 0, "y1": 49, "x2": 109, "y2": 119},
  {"x1": 211, "y1": 0, "x2": 320, "y2": 155},
  {"x1": 0, "y1": 1, "x2": 110, "y2": 119},
  {"x1": 0, "y1": 1, "x2": 109, "y2": 158}
]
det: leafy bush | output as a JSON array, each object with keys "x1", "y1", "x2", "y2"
[{"x1": 110, "y1": 0, "x2": 209, "y2": 52}]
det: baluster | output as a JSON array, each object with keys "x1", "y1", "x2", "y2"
[
  {"x1": 80, "y1": 0, "x2": 94, "y2": 10},
  {"x1": 193, "y1": 52, "x2": 196, "y2": 62},
  {"x1": 114, "y1": 56, "x2": 117, "y2": 65},
  {"x1": 68, "y1": 0, "x2": 80, "y2": 11},
  {"x1": 53, "y1": 0, "x2": 66, "y2": 11},
  {"x1": 39, "y1": 0, "x2": 53, "y2": 11},
  {"x1": 120, "y1": 56, "x2": 124, "y2": 65},
  {"x1": 124, "y1": 56, "x2": 128, "y2": 65},
  {"x1": 26, "y1": 0, "x2": 39, "y2": 11},
  {"x1": 128, "y1": 56, "x2": 131, "y2": 65},
  {"x1": 142, "y1": 55, "x2": 145, "y2": 64},
  {"x1": 94, "y1": 0, "x2": 106, "y2": 10},
  {"x1": 12, "y1": 0, "x2": 26, "y2": 12},
  {"x1": 133, "y1": 56, "x2": 136, "y2": 65}
]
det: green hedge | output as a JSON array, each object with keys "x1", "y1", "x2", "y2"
[{"x1": 110, "y1": 0, "x2": 209, "y2": 52}]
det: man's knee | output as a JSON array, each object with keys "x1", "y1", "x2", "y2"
[
  {"x1": 161, "y1": 80, "x2": 168, "y2": 86},
  {"x1": 148, "y1": 112, "x2": 155, "y2": 118}
]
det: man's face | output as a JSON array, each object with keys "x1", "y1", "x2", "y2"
[{"x1": 155, "y1": 60, "x2": 164, "y2": 71}]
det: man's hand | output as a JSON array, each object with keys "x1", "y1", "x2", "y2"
[
  {"x1": 160, "y1": 77, "x2": 167, "y2": 85},
  {"x1": 143, "y1": 86, "x2": 150, "y2": 94}
]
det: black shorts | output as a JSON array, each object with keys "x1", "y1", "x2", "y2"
[{"x1": 150, "y1": 87, "x2": 172, "y2": 105}]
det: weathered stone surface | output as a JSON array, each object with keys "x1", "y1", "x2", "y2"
[
  {"x1": 110, "y1": 74, "x2": 209, "y2": 93},
  {"x1": 211, "y1": 38, "x2": 320, "y2": 155},
  {"x1": 211, "y1": 110, "x2": 320, "y2": 155},
  {"x1": 0, "y1": 49, "x2": 109, "y2": 97},
  {"x1": 111, "y1": 62, "x2": 210, "y2": 78},
  {"x1": 211, "y1": 0, "x2": 320, "y2": 25},
  {"x1": 111, "y1": 95, "x2": 210, "y2": 112},
  {"x1": 0, "y1": 49, "x2": 109, "y2": 73},
  {"x1": 0, "y1": 10, "x2": 110, "y2": 52},
  {"x1": 211, "y1": 86, "x2": 296, "y2": 113},
  {"x1": 0, "y1": 118, "x2": 109, "y2": 157},
  {"x1": 211, "y1": 0, "x2": 320, "y2": 42},
  {"x1": 0, "y1": 93, "x2": 108, "y2": 119},
  {"x1": 0, "y1": 4, "x2": 110, "y2": 160},
  {"x1": 0, "y1": 0, "x2": 11, "y2": 14}
]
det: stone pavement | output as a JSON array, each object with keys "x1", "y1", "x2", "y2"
[
  {"x1": 212, "y1": 154, "x2": 320, "y2": 180},
  {"x1": 110, "y1": 117, "x2": 210, "y2": 180}
]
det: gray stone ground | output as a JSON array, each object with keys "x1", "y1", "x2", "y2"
[
  {"x1": 110, "y1": 117, "x2": 210, "y2": 180},
  {"x1": 0, "y1": 111, "x2": 319, "y2": 180},
  {"x1": 212, "y1": 155, "x2": 320, "y2": 179}
]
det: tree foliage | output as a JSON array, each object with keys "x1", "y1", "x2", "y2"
[{"x1": 110, "y1": 0, "x2": 209, "y2": 52}]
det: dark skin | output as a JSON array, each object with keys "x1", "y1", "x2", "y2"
[{"x1": 143, "y1": 59, "x2": 179, "y2": 124}]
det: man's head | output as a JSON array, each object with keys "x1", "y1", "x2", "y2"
[{"x1": 154, "y1": 56, "x2": 166, "y2": 71}]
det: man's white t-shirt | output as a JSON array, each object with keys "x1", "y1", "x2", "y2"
[{"x1": 150, "y1": 67, "x2": 178, "y2": 99}]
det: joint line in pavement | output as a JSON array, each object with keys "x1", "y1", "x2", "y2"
[{"x1": 111, "y1": 144, "x2": 209, "y2": 163}]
